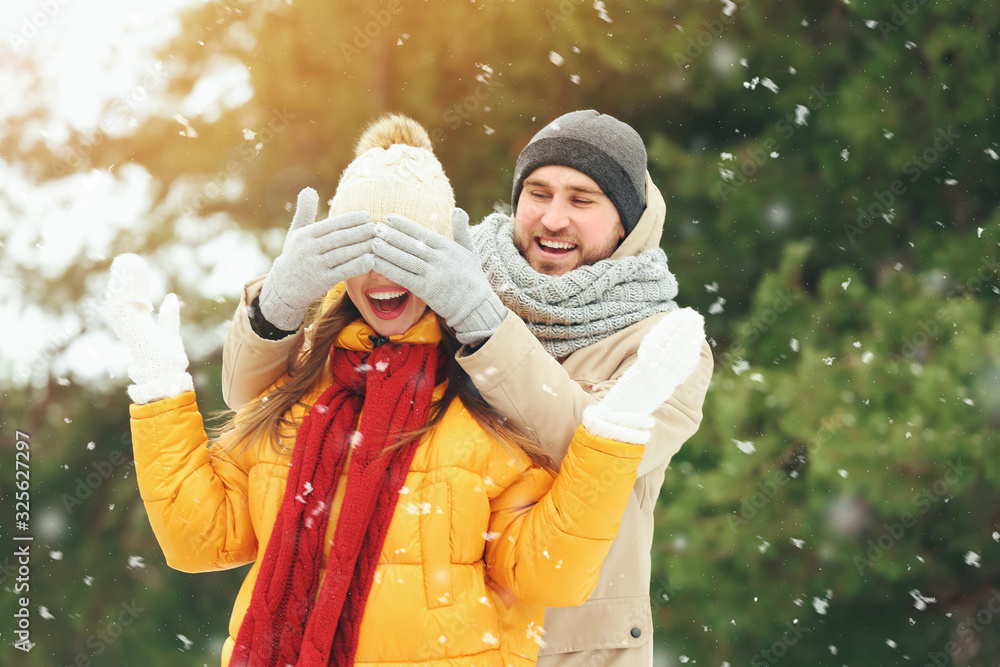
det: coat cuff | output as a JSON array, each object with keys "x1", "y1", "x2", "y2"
[{"x1": 129, "y1": 390, "x2": 197, "y2": 419}]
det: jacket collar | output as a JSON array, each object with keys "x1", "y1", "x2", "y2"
[
  {"x1": 334, "y1": 308, "x2": 443, "y2": 352},
  {"x1": 610, "y1": 171, "x2": 666, "y2": 260}
]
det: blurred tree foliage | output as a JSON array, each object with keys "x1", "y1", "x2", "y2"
[{"x1": 2, "y1": 0, "x2": 998, "y2": 665}]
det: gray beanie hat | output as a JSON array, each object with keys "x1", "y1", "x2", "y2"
[{"x1": 511, "y1": 110, "x2": 648, "y2": 235}]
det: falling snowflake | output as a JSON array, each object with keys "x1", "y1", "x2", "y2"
[
  {"x1": 840, "y1": 148, "x2": 850, "y2": 161},
  {"x1": 909, "y1": 589, "x2": 937, "y2": 610},
  {"x1": 886, "y1": 639, "x2": 898, "y2": 649},
  {"x1": 813, "y1": 597, "x2": 829, "y2": 615},
  {"x1": 794, "y1": 105, "x2": 810, "y2": 126},
  {"x1": 481, "y1": 631, "x2": 499, "y2": 646},
  {"x1": 549, "y1": 51, "x2": 564, "y2": 66},
  {"x1": 127, "y1": 555, "x2": 146, "y2": 570},
  {"x1": 174, "y1": 114, "x2": 198, "y2": 138},
  {"x1": 39, "y1": 606, "x2": 54, "y2": 619},
  {"x1": 177, "y1": 634, "x2": 193, "y2": 651},
  {"x1": 50, "y1": 550, "x2": 63, "y2": 561},
  {"x1": 761, "y1": 77, "x2": 779, "y2": 93},
  {"x1": 733, "y1": 439, "x2": 756, "y2": 454},
  {"x1": 594, "y1": 1, "x2": 613, "y2": 23},
  {"x1": 86, "y1": 441, "x2": 96, "y2": 450},
  {"x1": 823, "y1": 357, "x2": 835, "y2": 365},
  {"x1": 964, "y1": 551, "x2": 982, "y2": 568},
  {"x1": 708, "y1": 297, "x2": 727, "y2": 314},
  {"x1": 790, "y1": 538, "x2": 805, "y2": 549},
  {"x1": 790, "y1": 338, "x2": 800, "y2": 352}
]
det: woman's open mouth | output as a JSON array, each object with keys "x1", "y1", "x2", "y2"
[{"x1": 365, "y1": 289, "x2": 411, "y2": 319}]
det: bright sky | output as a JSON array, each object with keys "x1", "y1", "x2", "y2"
[{"x1": 0, "y1": 0, "x2": 270, "y2": 389}]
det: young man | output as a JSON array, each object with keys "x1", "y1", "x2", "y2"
[{"x1": 222, "y1": 110, "x2": 713, "y2": 666}]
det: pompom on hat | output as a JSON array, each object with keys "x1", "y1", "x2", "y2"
[{"x1": 328, "y1": 113, "x2": 455, "y2": 240}]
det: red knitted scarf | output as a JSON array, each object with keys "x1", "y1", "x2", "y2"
[{"x1": 231, "y1": 339, "x2": 443, "y2": 666}]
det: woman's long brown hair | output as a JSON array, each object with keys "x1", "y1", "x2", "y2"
[{"x1": 214, "y1": 292, "x2": 555, "y2": 473}]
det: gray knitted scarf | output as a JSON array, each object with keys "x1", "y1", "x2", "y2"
[{"x1": 472, "y1": 213, "x2": 678, "y2": 358}]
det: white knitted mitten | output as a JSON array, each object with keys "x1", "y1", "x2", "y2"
[
  {"x1": 105, "y1": 254, "x2": 193, "y2": 404},
  {"x1": 582, "y1": 307, "x2": 705, "y2": 444}
]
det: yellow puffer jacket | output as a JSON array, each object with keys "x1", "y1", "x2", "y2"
[{"x1": 129, "y1": 313, "x2": 643, "y2": 666}]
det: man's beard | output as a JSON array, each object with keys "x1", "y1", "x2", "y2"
[{"x1": 512, "y1": 223, "x2": 622, "y2": 275}]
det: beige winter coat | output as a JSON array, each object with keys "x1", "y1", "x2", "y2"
[{"x1": 221, "y1": 172, "x2": 713, "y2": 665}]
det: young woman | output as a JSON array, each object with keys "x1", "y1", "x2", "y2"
[{"x1": 106, "y1": 115, "x2": 699, "y2": 666}]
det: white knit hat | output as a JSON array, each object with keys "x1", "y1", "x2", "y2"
[{"x1": 328, "y1": 115, "x2": 455, "y2": 239}]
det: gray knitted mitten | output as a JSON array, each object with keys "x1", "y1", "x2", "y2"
[
  {"x1": 105, "y1": 254, "x2": 193, "y2": 404},
  {"x1": 259, "y1": 187, "x2": 376, "y2": 331},
  {"x1": 371, "y1": 209, "x2": 507, "y2": 345},
  {"x1": 582, "y1": 308, "x2": 705, "y2": 444}
]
